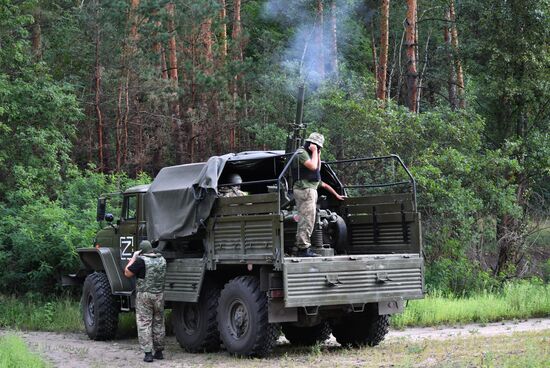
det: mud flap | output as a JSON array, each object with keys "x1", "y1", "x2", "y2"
[{"x1": 378, "y1": 300, "x2": 404, "y2": 315}]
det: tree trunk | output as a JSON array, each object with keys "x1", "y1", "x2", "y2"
[
  {"x1": 219, "y1": 0, "x2": 228, "y2": 63},
  {"x1": 444, "y1": 9, "x2": 458, "y2": 110},
  {"x1": 315, "y1": 0, "x2": 325, "y2": 78},
  {"x1": 93, "y1": 4, "x2": 104, "y2": 172},
  {"x1": 167, "y1": 2, "x2": 184, "y2": 163},
  {"x1": 416, "y1": 29, "x2": 431, "y2": 112},
  {"x1": 232, "y1": 0, "x2": 243, "y2": 62},
  {"x1": 329, "y1": 0, "x2": 338, "y2": 77},
  {"x1": 376, "y1": 0, "x2": 389, "y2": 101},
  {"x1": 152, "y1": 10, "x2": 169, "y2": 80},
  {"x1": 201, "y1": 18, "x2": 214, "y2": 73},
  {"x1": 230, "y1": 0, "x2": 243, "y2": 151},
  {"x1": 31, "y1": 11, "x2": 42, "y2": 60},
  {"x1": 405, "y1": 0, "x2": 418, "y2": 112},
  {"x1": 115, "y1": 82, "x2": 123, "y2": 172},
  {"x1": 371, "y1": 24, "x2": 378, "y2": 93},
  {"x1": 449, "y1": 0, "x2": 465, "y2": 108}
]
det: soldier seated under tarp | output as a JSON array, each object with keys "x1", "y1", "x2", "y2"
[{"x1": 218, "y1": 173, "x2": 247, "y2": 198}]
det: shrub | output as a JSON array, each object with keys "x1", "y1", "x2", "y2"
[
  {"x1": 0, "y1": 169, "x2": 150, "y2": 294},
  {"x1": 425, "y1": 258, "x2": 499, "y2": 296}
]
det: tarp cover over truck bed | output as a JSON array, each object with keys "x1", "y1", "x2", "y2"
[
  {"x1": 144, "y1": 151, "x2": 286, "y2": 242},
  {"x1": 145, "y1": 154, "x2": 231, "y2": 242}
]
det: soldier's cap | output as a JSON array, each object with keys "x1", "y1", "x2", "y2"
[
  {"x1": 139, "y1": 240, "x2": 154, "y2": 254},
  {"x1": 305, "y1": 132, "x2": 325, "y2": 148}
]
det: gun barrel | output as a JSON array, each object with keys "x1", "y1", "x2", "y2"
[{"x1": 295, "y1": 85, "x2": 305, "y2": 128}]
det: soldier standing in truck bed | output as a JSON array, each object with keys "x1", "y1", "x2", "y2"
[
  {"x1": 219, "y1": 173, "x2": 247, "y2": 197},
  {"x1": 124, "y1": 240, "x2": 167, "y2": 363},
  {"x1": 293, "y1": 133, "x2": 344, "y2": 257}
]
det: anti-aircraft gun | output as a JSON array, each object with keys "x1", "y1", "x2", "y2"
[{"x1": 64, "y1": 89, "x2": 425, "y2": 357}]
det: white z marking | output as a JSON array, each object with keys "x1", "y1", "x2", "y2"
[{"x1": 120, "y1": 236, "x2": 134, "y2": 260}]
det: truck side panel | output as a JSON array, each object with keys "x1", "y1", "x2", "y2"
[
  {"x1": 343, "y1": 194, "x2": 422, "y2": 254},
  {"x1": 164, "y1": 258, "x2": 205, "y2": 303},
  {"x1": 206, "y1": 193, "x2": 281, "y2": 268}
]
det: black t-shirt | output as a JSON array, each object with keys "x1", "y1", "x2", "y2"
[{"x1": 127, "y1": 257, "x2": 146, "y2": 279}]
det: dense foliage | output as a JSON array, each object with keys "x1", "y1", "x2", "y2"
[{"x1": 0, "y1": 0, "x2": 547, "y2": 294}]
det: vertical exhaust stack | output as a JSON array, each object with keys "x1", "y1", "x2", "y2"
[{"x1": 286, "y1": 84, "x2": 306, "y2": 153}]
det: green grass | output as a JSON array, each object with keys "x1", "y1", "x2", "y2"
[
  {"x1": 0, "y1": 295, "x2": 82, "y2": 332},
  {"x1": 392, "y1": 280, "x2": 550, "y2": 328},
  {"x1": 0, "y1": 334, "x2": 49, "y2": 368},
  {"x1": 0, "y1": 294, "x2": 164, "y2": 337}
]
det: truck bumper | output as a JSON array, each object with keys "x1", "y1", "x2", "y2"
[{"x1": 283, "y1": 254, "x2": 424, "y2": 309}]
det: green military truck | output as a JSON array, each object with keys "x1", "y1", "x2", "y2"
[{"x1": 65, "y1": 150, "x2": 424, "y2": 357}]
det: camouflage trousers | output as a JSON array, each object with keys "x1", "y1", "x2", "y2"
[
  {"x1": 294, "y1": 188, "x2": 318, "y2": 249},
  {"x1": 136, "y1": 291, "x2": 165, "y2": 353}
]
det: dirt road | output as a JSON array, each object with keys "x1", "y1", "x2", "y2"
[{"x1": 3, "y1": 318, "x2": 550, "y2": 368}]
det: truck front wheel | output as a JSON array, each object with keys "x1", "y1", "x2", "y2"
[
  {"x1": 172, "y1": 282, "x2": 221, "y2": 352},
  {"x1": 81, "y1": 272, "x2": 119, "y2": 340},
  {"x1": 331, "y1": 308, "x2": 389, "y2": 347},
  {"x1": 282, "y1": 321, "x2": 331, "y2": 346},
  {"x1": 217, "y1": 276, "x2": 279, "y2": 357}
]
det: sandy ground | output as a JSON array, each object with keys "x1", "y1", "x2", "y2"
[{"x1": 2, "y1": 318, "x2": 549, "y2": 368}]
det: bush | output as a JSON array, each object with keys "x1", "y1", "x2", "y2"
[
  {"x1": 425, "y1": 258, "x2": 500, "y2": 296},
  {"x1": 0, "y1": 169, "x2": 150, "y2": 294}
]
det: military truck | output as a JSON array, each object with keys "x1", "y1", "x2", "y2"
[{"x1": 65, "y1": 150, "x2": 424, "y2": 357}]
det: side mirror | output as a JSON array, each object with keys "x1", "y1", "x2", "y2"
[
  {"x1": 104, "y1": 213, "x2": 114, "y2": 222},
  {"x1": 96, "y1": 198, "x2": 106, "y2": 222}
]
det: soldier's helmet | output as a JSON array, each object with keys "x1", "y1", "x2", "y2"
[
  {"x1": 305, "y1": 132, "x2": 325, "y2": 148},
  {"x1": 226, "y1": 173, "x2": 242, "y2": 185},
  {"x1": 139, "y1": 240, "x2": 154, "y2": 254}
]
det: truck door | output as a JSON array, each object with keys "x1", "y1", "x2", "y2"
[{"x1": 118, "y1": 194, "x2": 139, "y2": 268}]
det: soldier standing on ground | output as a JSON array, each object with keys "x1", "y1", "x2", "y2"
[
  {"x1": 293, "y1": 133, "x2": 344, "y2": 257},
  {"x1": 124, "y1": 240, "x2": 167, "y2": 363}
]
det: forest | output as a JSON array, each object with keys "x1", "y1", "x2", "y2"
[{"x1": 0, "y1": 0, "x2": 548, "y2": 296}]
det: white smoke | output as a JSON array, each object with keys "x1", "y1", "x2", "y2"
[{"x1": 262, "y1": 0, "x2": 362, "y2": 89}]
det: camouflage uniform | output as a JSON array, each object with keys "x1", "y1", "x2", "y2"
[
  {"x1": 294, "y1": 187, "x2": 318, "y2": 248},
  {"x1": 136, "y1": 254, "x2": 166, "y2": 354},
  {"x1": 293, "y1": 149, "x2": 320, "y2": 249}
]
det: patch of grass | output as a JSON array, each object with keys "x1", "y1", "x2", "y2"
[
  {"x1": 0, "y1": 334, "x2": 49, "y2": 368},
  {"x1": 0, "y1": 295, "x2": 81, "y2": 332},
  {"x1": 0, "y1": 294, "x2": 170, "y2": 337},
  {"x1": 392, "y1": 280, "x2": 550, "y2": 328},
  {"x1": 232, "y1": 331, "x2": 550, "y2": 367}
]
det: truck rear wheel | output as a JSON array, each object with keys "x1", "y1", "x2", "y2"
[
  {"x1": 331, "y1": 309, "x2": 389, "y2": 347},
  {"x1": 217, "y1": 276, "x2": 279, "y2": 357},
  {"x1": 282, "y1": 321, "x2": 331, "y2": 346},
  {"x1": 81, "y1": 272, "x2": 119, "y2": 340},
  {"x1": 172, "y1": 282, "x2": 221, "y2": 352}
]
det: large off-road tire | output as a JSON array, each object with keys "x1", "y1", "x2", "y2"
[
  {"x1": 331, "y1": 309, "x2": 389, "y2": 348},
  {"x1": 172, "y1": 282, "x2": 221, "y2": 352},
  {"x1": 217, "y1": 276, "x2": 279, "y2": 357},
  {"x1": 81, "y1": 272, "x2": 119, "y2": 340},
  {"x1": 282, "y1": 321, "x2": 332, "y2": 346}
]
